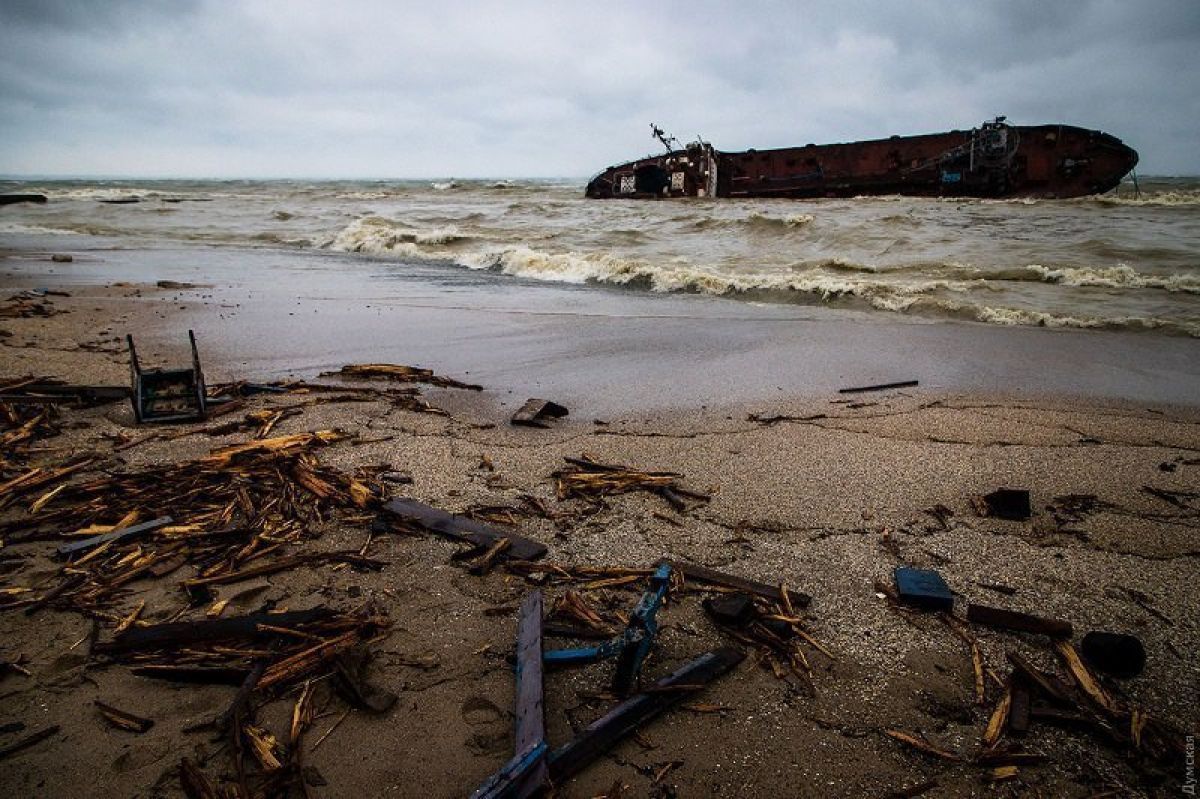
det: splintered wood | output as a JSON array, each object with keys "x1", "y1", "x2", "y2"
[
  {"x1": 552, "y1": 455, "x2": 710, "y2": 510},
  {"x1": 7, "y1": 430, "x2": 388, "y2": 614},
  {"x1": 324, "y1": 363, "x2": 482, "y2": 391}
]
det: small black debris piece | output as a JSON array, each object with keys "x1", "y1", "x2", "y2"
[
  {"x1": 702, "y1": 593, "x2": 758, "y2": 628},
  {"x1": 1081, "y1": 631, "x2": 1146, "y2": 679},
  {"x1": 981, "y1": 489, "x2": 1031, "y2": 520}
]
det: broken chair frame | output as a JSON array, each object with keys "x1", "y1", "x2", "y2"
[{"x1": 127, "y1": 330, "x2": 207, "y2": 423}]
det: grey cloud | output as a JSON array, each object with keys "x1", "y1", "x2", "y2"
[{"x1": 0, "y1": 0, "x2": 1196, "y2": 177}]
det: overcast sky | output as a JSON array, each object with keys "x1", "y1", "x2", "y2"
[{"x1": 1, "y1": 0, "x2": 1196, "y2": 178}]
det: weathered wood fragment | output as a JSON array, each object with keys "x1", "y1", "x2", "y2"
[
  {"x1": 966, "y1": 604, "x2": 1073, "y2": 638},
  {"x1": 97, "y1": 608, "x2": 334, "y2": 655},
  {"x1": 382, "y1": 498, "x2": 547, "y2": 561},
  {"x1": 838, "y1": 380, "x2": 918, "y2": 394},
  {"x1": 665, "y1": 561, "x2": 811, "y2": 608},
  {"x1": 547, "y1": 647, "x2": 744, "y2": 783},
  {"x1": 1005, "y1": 651, "x2": 1077, "y2": 707},
  {"x1": 0, "y1": 724, "x2": 59, "y2": 760},
  {"x1": 511, "y1": 398, "x2": 568, "y2": 428},
  {"x1": 95, "y1": 700, "x2": 155, "y2": 733}
]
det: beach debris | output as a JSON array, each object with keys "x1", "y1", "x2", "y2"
[
  {"x1": 0, "y1": 724, "x2": 60, "y2": 761},
  {"x1": 702, "y1": 592, "x2": 758, "y2": 628},
  {"x1": 553, "y1": 455, "x2": 710, "y2": 511},
  {"x1": 94, "y1": 700, "x2": 155, "y2": 733},
  {"x1": 96, "y1": 609, "x2": 335, "y2": 656},
  {"x1": 472, "y1": 591, "x2": 548, "y2": 799},
  {"x1": 893, "y1": 567, "x2": 954, "y2": 611},
  {"x1": 548, "y1": 648, "x2": 744, "y2": 787},
  {"x1": 51, "y1": 254, "x2": 73, "y2": 263},
  {"x1": 380, "y1": 498, "x2": 548, "y2": 562},
  {"x1": 0, "y1": 379, "x2": 129, "y2": 407},
  {"x1": 510, "y1": 398, "x2": 569, "y2": 428},
  {"x1": 975, "y1": 488, "x2": 1032, "y2": 520},
  {"x1": 543, "y1": 563, "x2": 670, "y2": 696},
  {"x1": 883, "y1": 729, "x2": 963, "y2": 761},
  {"x1": 745, "y1": 411, "x2": 826, "y2": 426},
  {"x1": 838, "y1": 379, "x2": 919, "y2": 394},
  {"x1": 1005, "y1": 652, "x2": 1076, "y2": 707},
  {"x1": 1080, "y1": 631, "x2": 1146, "y2": 679},
  {"x1": 965, "y1": 603, "x2": 1074, "y2": 639},
  {"x1": 976, "y1": 580, "x2": 1017, "y2": 596},
  {"x1": 56, "y1": 516, "x2": 174, "y2": 559},
  {"x1": 155, "y1": 280, "x2": 197, "y2": 290},
  {"x1": 127, "y1": 330, "x2": 207, "y2": 423},
  {"x1": 667, "y1": 560, "x2": 812, "y2": 609},
  {"x1": 0, "y1": 292, "x2": 63, "y2": 319},
  {"x1": 324, "y1": 363, "x2": 482, "y2": 390}
]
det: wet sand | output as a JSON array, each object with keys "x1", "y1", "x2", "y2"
[{"x1": 0, "y1": 252, "x2": 1197, "y2": 798}]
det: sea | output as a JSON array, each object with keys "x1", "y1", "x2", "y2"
[{"x1": 2, "y1": 175, "x2": 1198, "y2": 337}]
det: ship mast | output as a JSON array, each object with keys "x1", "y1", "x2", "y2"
[{"x1": 650, "y1": 123, "x2": 680, "y2": 154}]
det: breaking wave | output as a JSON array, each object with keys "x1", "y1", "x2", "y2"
[
  {"x1": 325, "y1": 216, "x2": 473, "y2": 252},
  {"x1": 691, "y1": 211, "x2": 815, "y2": 231},
  {"x1": 1088, "y1": 190, "x2": 1200, "y2": 207}
]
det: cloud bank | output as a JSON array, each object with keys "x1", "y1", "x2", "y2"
[{"x1": 1, "y1": 0, "x2": 1196, "y2": 177}]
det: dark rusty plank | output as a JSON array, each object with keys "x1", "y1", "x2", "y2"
[
  {"x1": 967, "y1": 604, "x2": 1072, "y2": 638},
  {"x1": 547, "y1": 646, "x2": 744, "y2": 784},
  {"x1": 382, "y1": 498, "x2": 547, "y2": 561},
  {"x1": 664, "y1": 560, "x2": 811, "y2": 608}
]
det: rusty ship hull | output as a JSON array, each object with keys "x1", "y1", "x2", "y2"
[{"x1": 585, "y1": 120, "x2": 1138, "y2": 201}]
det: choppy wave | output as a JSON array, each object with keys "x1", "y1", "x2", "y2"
[
  {"x1": 1089, "y1": 190, "x2": 1200, "y2": 207},
  {"x1": 5, "y1": 177, "x2": 1198, "y2": 337},
  {"x1": 325, "y1": 216, "x2": 473, "y2": 252},
  {"x1": 691, "y1": 211, "x2": 814, "y2": 231},
  {"x1": 811, "y1": 260, "x2": 1200, "y2": 294}
]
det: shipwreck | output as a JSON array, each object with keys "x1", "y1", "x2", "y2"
[{"x1": 585, "y1": 118, "x2": 1138, "y2": 200}]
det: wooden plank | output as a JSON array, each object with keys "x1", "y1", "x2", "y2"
[
  {"x1": 664, "y1": 560, "x2": 811, "y2": 608},
  {"x1": 838, "y1": 380, "x2": 918, "y2": 394},
  {"x1": 0, "y1": 724, "x2": 60, "y2": 761},
  {"x1": 966, "y1": 604, "x2": 1073, "y2": 638},
  {"x1": 513, "y1": 591, "x2": 547, "y2": 796},
  {"x1": 1005, "y1": 651, "x2": 1076, "y2": 706},
  {"x1": 547, "y1": 647, "x2": 744, "y2": 784},
  {"x1": 97, "y1": 608, "x2": 333, "y2": 655},
  {"x1": 382, "y1": 498, "x2": 547, "y2": 561}
]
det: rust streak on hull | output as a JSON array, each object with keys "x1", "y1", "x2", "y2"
[{"x1": 585, "y1": 119, "x2": 1138, "y2": 201}]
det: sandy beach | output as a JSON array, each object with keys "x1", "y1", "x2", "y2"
[{"x1": 1, "y1": 247, "x2": 1197, "y2": 798}]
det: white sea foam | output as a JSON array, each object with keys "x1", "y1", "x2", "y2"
[
  {"x1": 326, "y1": 216, "x2": 470, "y2": 252},
  {"x1": 1025, "y1": 263, "x2": 1200, "y2": 293},
  {"x1": 972, "y1": 305, "x2": 1198, "y2": 336}
]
